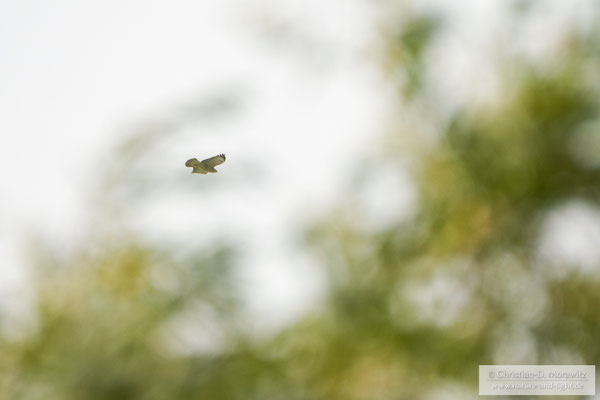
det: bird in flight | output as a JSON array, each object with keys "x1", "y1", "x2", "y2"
[{"x1": 185, "y1": 154, "x2": 226, "y2": 174}]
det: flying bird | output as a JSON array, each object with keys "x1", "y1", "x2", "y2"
[{"x1": 185, "y1": 154, "x2": 226, "y2": 174}]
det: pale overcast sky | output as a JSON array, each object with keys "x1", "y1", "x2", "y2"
[{"x1": 0, "y1": 0, "x2": 385, "y2": 333}]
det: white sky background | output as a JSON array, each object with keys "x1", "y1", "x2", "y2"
[
  {"x1": 1, "y1": 0, "x2": 599, "y2": 335},
  {"x1": 0, "y1": 0, "x2": 384, "y2": 333}
]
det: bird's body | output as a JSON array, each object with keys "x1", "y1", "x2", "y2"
[{"x1": 186, "y1": 154, "x2": 226, "y2": 174}]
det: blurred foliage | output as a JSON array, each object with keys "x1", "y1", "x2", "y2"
[
  {"x1": 382, "y1": 13, "x2": 441, "y2": 99},
  {"x1": 2, "y1": 2, "x2": 600, "y2": 400}
]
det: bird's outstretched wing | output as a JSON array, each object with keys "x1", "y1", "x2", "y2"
[
  {"x1": 185, "y1": 158, "x2": 201, "y2": 168},
  {"x1": 201, "y1": 154, "x2": 226, "y2": 168},
  {"x1": 185, "y1": 158, "x2": 208, "y2": 174}
]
